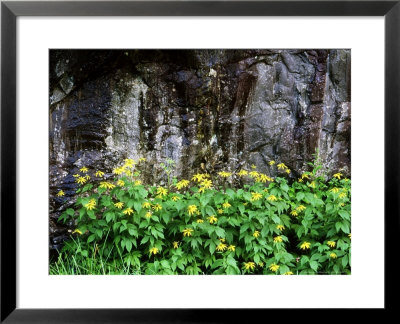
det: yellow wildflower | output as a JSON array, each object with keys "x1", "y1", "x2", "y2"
[
  {"x1": 218, "y1": 171, "x2": 232, "y2": 178},
  {"x1": 276, "y1": 224, "x2": 285, "y2": 231},
  {"x1": 290, "y1": 210, "x2": 298, "y2": 216},
  {"x1": 216, "y1": 243, "x2": 227, "y2": 251},
  {"x1": 114, "y1": 202, "x2": 124, "y2": 209},
  {"x1": 207, "y1": 215, "x2": 218, "y2": 224},
  {"x1": 237, "y1": 169, "x2": 248, "y2": 176},
  {"x1": 285, "y1": 168, "x2": 291, "y2": 174},
  {"x1": 123, "y1": 208, "x2": 134, "y2": 215},
  {"x1": 258, "y1": 262, "x2": 264, "y2": 267},
  {"x1": 84, "y1": 198, "x2": 96, "y2": 210},
  {"x1": 308, "y1": 181, "x2": 316, "y2": 188},
  {"x1": 273, "y1": 236, "x2": 283, "y2": 243},
  {"x1": 296, "y1": 205, "x2": 306, "y2": 212},
  {"x1": 182, "y1": 228, "x2": 194, "y2": 237},
  {"x1": 348, "y1": 233, "x2": 351, "y2": 239},
  {"x1": 301, "y1": 173, "x2": 310, "y2": 180},
  {"x1": 171, "y1": 196, "x2": 180, "y2": 202},
  {"x1": 95, "y1": 170, "x2": 104, "y2": 177},
  {"x1": 269, "y1": 160, "x2": 275, "y2": 166},
  {"x1": 192, "y1": 174, "x2": 205, "y2": 182},
  {"x1": 253, "y1": 230, "x2": 260, "y2": 238},
  {"x1": 251, "y1": 192, "x2": 263, "y2": 201},
  {"x1": 176, "y1": 179, "x2": 190, "y2": 190},
  {"x1": 134, "y1": 180, "x2": 142, "y2": 186},
  {"x1": 142, "y1": 201, "x2": 151, "y2": 209},
  {"x1": 157, "y1": 187, "x2": 168, "y2": 197},
  {"x1": 298, "y1": 178, "x2": 304, "y2": 183},
  {"x1": 269, "y1": 263, "x2": 280, "y2": 272},
  {"x1": 222, "y1": 202, "x2": 231, "y2": 209},
  {"x1": 267, "y1": 195, "x2": 278, "y2": 201},
  {"x1": 113, "y1": 167, "x2": 125, "y2": 175},
  {"x1": 76, "y1": 176, "x2": 87, "y2": 185},
  {"x1": 73, "y1": 174, "x2": 80, "y2": 178},
  {"x1": 200, "y1": 179, "x2": 212, "y2": 189},
  {"x1": 188, "y1": 205, "x2": 198, "y2": 216},
  {"x1": 244, "y1": 262, "x2": 255, "y2": 270},
  {"x1": 339, "y1": 192, "x2": 347, "y2": 199},
  {"x1": 125, "y1": 170, "x2": 133, "y2": 177},
  {"x1": 56, "y1": 190, "x2": 65, "y2": 197},
  {"x1": 117, "y1": 179, "x2": 125, "y2": 186},
  {"x1": 149, "y1": 247, "x2": 159, "y2": 255},
  {"x1": 330, "y1": 252, "x2": 337, "y2": 259},
  {"x1": 72, "y1": 229, "x2": 82, "y2": 235},
  {"x1": 249, "y1": 171, "x2": 259, "y2": 178},
  {"x1": 139, "y1": 157, "x2": 146, "y2": 162},
  {"x1": 99, "y1": 182, "x2": 115, "y2": 190},
  {"x1": 145, "y1": 211, "x2": 152, "y2": 219},
  {"x1": 123, "y1": 158, "x2": 135, "y2": 168},
  {"x1": 327, "y1": 241, "x2": 336, "y2": 248},
  {"x1": 173, "y1": 241, "x2": 179, "y2": 249},
  {"x1": 217, "y1": 209, "x2": 224, "y2": 214},
  {"x1": 255, "y1": 173, "x2": 273, "y2": 183},
  {"x1": 333, "y1": 173, "x2": 343, "y2": 179},
  {"x1": 153, "y1": 203, "x2": 162, "y2": 212},
  {"x1": 284, "y1": 271, "x2": 293, "y2": 275},
  {"x1": 196, "y1": 219, "x2": 204, "y2": 223},
  {"x1": 251, "y1": 164, "x2": 257, "y2": 169},
  {"x1": 277, "y1": 163, "x2": 287, "y2": 170},
  {"x1": 300, "y1": 241, "x2": 311, "y2": 250},
  {"x1": 228, "y1": 245, "x2": 235, "y2": 252},
  {"x1": 80, "y1": 167, "x2": 88, "y2": 173},
  {"x1": 84, "y1": 175, "x2": 91, "y2": 181}
]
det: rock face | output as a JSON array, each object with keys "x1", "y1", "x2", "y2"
[{"x1": 49, "y1": 49, "x2": 351, "y2": 250}]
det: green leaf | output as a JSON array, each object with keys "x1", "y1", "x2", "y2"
[
  {"x1": 309, "y1": 260, "x2": 319, "y2": 271},
  {"x1": 133, "y1": 201, "x2": 142, "y2": 213},
  {"x1": 126, "y1": 240, "x2": 132, "y2": 252},
  {"x1": 338, "y1": 210, "x2": 350, "y2": 220},
  {"x1": 342, "y1": 255, "x2": 349, "y2": 267},
  {"x1": 296, "y1": 192, "x2": 305, "y2": 201},
  {"x1": 87, "y1": 234, "x2": 96, "y2": 243},
  {"x1": 66, "y1": 208, "x2": 74, "y2": 216},
  {"x1": 87, "y1": 210, "x2": 96, "y2": 220}
]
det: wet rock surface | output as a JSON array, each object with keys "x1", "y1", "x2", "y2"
[{"x1": 49, "y1": 49, "x2": 351, "y2": 250}]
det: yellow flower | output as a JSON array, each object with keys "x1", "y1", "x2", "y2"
[
  {"x1": 113, "y1": 167, "x2": 125, "y2": 175},
  {"x1": 188, "y1": 205, "x2": 198, "y2": 216},
  {"x1": 95, "y1": 170, "x2": 104, "y2": 177},
  {"x1": 192, "y1": 174, "x2": 205, "y2": 182},
  {"x1": 308, "y1": 181, "x2": 316, "y2": 188},
  {"x1": 296, "y1": 205, "x2": 306, "y2": 212},
  {"x1": 339, "y1": 192, "x2": 347, "y2": 199},
  {"x1": 216, "y1": 243, "x2": 227, "y2": 251},
  {"x1": 327, "y1": 241, "x2": 336, "y2": 248},
  {"x1": 267, "y1": 195, "x2": 278, "y2": 201},
  {"x1": 276, "y1": 224, "x2": 285, "y2": 231},
  {"x1": 84, "y1": 175, "x2": 91, "y2": 181},
  {"x1": 173, "y1": 241, "x2": 179, "y2": 249},
  {"x1": 300, "y1": 241, "x2": 311, "y2": 250},
  {"x1": 99, "y1": 182, "x2": 115, "y2": 190},
  {"x1": 269, "y1": 263, "x2": 280, "y2": 272},
  {"x1": 285, "y1": 168, "x2": 291, "y2": 174},
  {"x1": 125, "y1": 170, "x2": 133, "y2": 177},
  {"x1": 156, "y1": 186, "x2": 168, "y2": 197},
  {"x1": 219, "y1": 238, "x2": 225, "y2": 242},
  {"x1": 251, "y1": 192, "x2": 263, "y2": 201},
  {"x1": 222, "y1": 202, "x2": 231, "y2": 209},
  {"x1": 134, "y1": 180, "x2": 142, "y2": 186},
  {"x1": 301, "y1": 173, "x2": 310, "y2": 179},
  {"x1": 200, "y1": 179, "x2": 212, "y2": 189},
  {"x1": 73, "y1": 174, "x2": 80, "y2": 178},
  {"x1": 76, "y1": 176, "x2": 87, "y2": 185},
  {"x1": 255, "y1": 173, "x2": 273, "y2": 183},
  {"x1": 273, "y1": 236, "x2": 283, "y2": 243},
  {"x1": 258, "y1": 262, "x2": 264, "y2": 267},
  {"x1": 330, "y1": 252, "x2": 337, "y2": 259},
  {"x1": 269, "y1": 160, "x2": 275, "y2": 166},
  {"x1": 227, "y1": 245, "x2": 235, "y2": 252},
  {"x1": 176, "y1": 179, "x2": 190, "y2": 190},
  {"x1": 217, "y1": 209, "x2": 224, "y2": 214},
  {"x1": 182, "y1": 228, "x2": 194, "y2": 237},
  {"x1": 348, "y1": 233, "x2": 351, "y2": 239},
  {"x1": 284, "y1": 271, "x2": 293, "y2": 275},
  {"x1": 218, "y1": 171, "x2": 232, "y2": 178},
  {"x1": 249, "y1": 171, "x2": 259, "y2": 178},
  {"x1": 149, "y1": 247, "x2": 159, "y2": 255},
  {"x1": 123, "y1": 158, "x2": 135, "y2": 168},
  {"x1": 196, "y1": 219, "x2": 204, "y2": 223},
  {"x1": 56, "y1": 190, "x2": 65, "y2": 197},
  {"x1": 237, "y1": 170, "x2": 248, "y2": 176},
  {"x1": 251, "y1": 164, "x2": 257, "y2": 169},
  {"x1": 142, "y1": 201, "x2": 151, "y2": 209},
  {"x1": 139, "y1": 157, "x2": 146, "y2": 162},
  {"x1": 84, "y1": 198, "x2": 96, "y2": 210},
  {"x1": 333, "y1": 173, "x2": 343, "y2": 179},
  {"x1": 330, "y1": 187, "x2": 339, "y2": 193},
  {"x1": 153, "y1": 203, "x2": 162, "y2": 212},
  {"x1": 290, "y1": 210, "x2": 298, "y2": 216},
  {"x1": 244, "y1": 262, "x2": 255, "y2": 270},
  {"x1": 117, "y1": 179, "x2": 125, "y2": 186},
  {"x1": 298, "y1": 178, "x2": 304, "y2": 183},
  {"x1": 72, "y1": 229, "x2": 82, "y2": 235},
  {"x1": 171, "y1": 196, "x2": 180, "y2": 201},
  {"x1": 207, "y1": 215, "x2": 218, "y2": 224},
  {"x1": 253, "y1": 230, "x2": 260, "y2": 238},
  {"x1": 80, "y1": 167, "x2": 88, "y2": 173},
  {"x1": 114, "y1": 202, "x2": 124, "y2": 209},
  {"x1": 145, "y1": 211, "x2": 152, "y2": 219},
  {"x1": 277, "y1": 163, "x2": 287, "y2": 170},
  {"x1": 123, "y1": 208, "x2": 134, "y2": 215}
]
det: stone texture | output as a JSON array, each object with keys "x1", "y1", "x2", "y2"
[{"x1": 49, "y1": 49, "x2": 351, "y2": 250}]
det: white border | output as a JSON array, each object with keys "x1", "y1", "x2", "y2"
[{"x1": 17, "y1": 17, "x2": 384, "y2": 308}]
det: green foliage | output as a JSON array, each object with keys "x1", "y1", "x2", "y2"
[{"x1": 54, "y1": 156, "x2": 351, "y2": 275}]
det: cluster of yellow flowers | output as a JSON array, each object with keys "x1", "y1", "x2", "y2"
[
  {"x1": 290, "y1": 204, "x2": 306, "y2": 216},
  {"x1": 84, "y1": 198, "x2": 96, "y2": 211}
]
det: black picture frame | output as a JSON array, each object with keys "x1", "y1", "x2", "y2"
[{"x1": 1, "y1": 0, "x2": 398, "y2": 322}]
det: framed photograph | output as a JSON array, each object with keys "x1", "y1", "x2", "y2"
[{"x1": 1, "y1": 0, "x2": 397, "y2": 321}]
